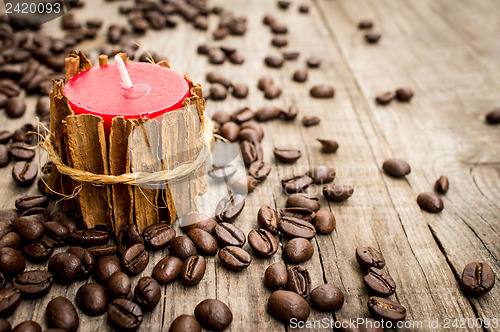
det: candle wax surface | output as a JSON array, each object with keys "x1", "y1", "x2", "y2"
[{"x1": 64, "y1": 62, "x2": 190, "y2": 123}]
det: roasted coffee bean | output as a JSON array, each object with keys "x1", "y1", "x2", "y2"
[
  {"x1": 0, "y1": 247, "x2": 25, "y2": 277},
  {"x1": 69, "y1": 230, "x2": 110, "y2": 247},
  {"x1": 0, "y1": 80, "x2": 20, "y2": 98},
  {"x1": 0, "y1": 145, "x2": 9, "y2": 168},
  {"x1": 302, "y1": 116, "x2": 321, "y2": 126},
  {"x1": 358, "y1": 20, "x2": 374, "y2": 29},
  {"x1": 121, "y1": 243, "x2": 149, "y2": 275},
  {"x1": 486, "y1": 108, "x2": 500, "y2": 124},
  {"x1": 46, "y1": 296, "x2": 79, "y2": 332},
  {"x1": 306, "y1": 165, "x2": 335, "y2": 184},
  {"x1": 169, "y1": 315, "x2": 201, "y2": 332},
  {"x1": 279, "y1": 216, "x2": 316, "y2": 239},
  {"x1": 239, "y1": 127, "x2": 262, "y2": 143},
  {"x1": 231, "y1": 107, "x2": 255, "y2": 124},
  {"x1": 323, "y1": 184, "x2": 354, "y2": 202},
  {"x1": 48, "y1": 252, "x2": 81, "y2": 284},
  {"x1": 188, "y1": 229, "x2": 218, "y2": 255},
  {"x1": 382, "y1": 158, "x2": 411, "y2": 177},
  {"x1": 375, "y1": 91, "x2": 396, "y2": 105},
  {"x1": 193, "y1": 15, "x2": 208, "y2": 30},
  {"x1": 12, "y1": 216, "x2": 45, "y2": 242},
  {"x1": 313, "y1": 210, "x2": 336, "y2": 234},
  {"x1": 283, "y1": 51, "x2": 300, "y2": 60},
  {"x1": 263, "y1": 14, "x2": 275, "y2": 25},
  {"x1": 219, "y1": 246, "x2": 251, "y2": 271},
  {"x1": 264, "y1": 85, "x2": 282, "y2": 99},
  {"x1": 306, "y1": 57, "x2": 321, "y2": 68},
  {"x1": 208, "y1": 164, "x2": 237, "y2": 180},
  {"x1": 272, "y1": 36, "x2": 288, "y2": 47},
  {"x1": 356, "y1": 246, "x2": 385, "y2": 269},
  {"x1": 310, "y1": 84, "x2": 334, "y2": 98},
  {"x1": 210, "y1": 83, "x2": 228, "y2": 100},
  {"x1": 434, "y1": 176, "x2": 450, "y2": 194},
  {"x1": 215, "y1": 194, "x2": 245, "y2": 223},
  {"x1": 286, "y1": 193, "x2": 320, "y2": 211},
  {"x1": 66, "y1": 247, "x2": 94, "y2": 280},
  {"x1": 214, "y1": 223, "x2": 245, "y2": 248},
  {"x1": 461, "y1": 262, "x2": 495, "y2": 296},
  {"x1": 87, "y1": 244, "x2": 117, "y2": 258},
  {"x1": 280, "y1": 208, "x2": 315, "y2": 223},
  {"x1": 274, "y1": 147, "x2": 301, "y2": 163},
  {"x1": 213, "y1": 28, "x2": 228, "y2": 40},
  {"x1": 417, "y1": 192, "x2": 444, "y2": 213},
  {"x1": 198, "y1": 43, "x2": 213, "y2": 55},
  {"x1": 120, "y1": 224, "x2": 143, "y2": 249},
  {"x1": 317, "y1": 139, "x2": 339, "y2": 153},
  {"x1": 283, "y1": 238, "x2": 314, "y2": 264},
  {"x1": 95, "y1": 255, "x2": 121, "y2": 284},
  {"x1": 0, "y1": 209, "x2": 17, "y2": 225},
  {"x1": 142, "y1": 223, "x2": 175, "y2": 250},
  {"x1": 0, "y1": 287, "x2": 21, "y2": 317},
  {"x1": 311, "y1": 284, "x2": 344, "y2": 311},
  {"x1": 248, "y1": 229, "x2": 278, "y2": 257},
  {"x1": 106, "y1": 271, "x2": 132, "y2": 300},
  {"x1": 228, "y1": 174, "x2": 259, "y2": 194},
  {"x1": 212, "y1": 110, "x2": 231, "y2": 125},
  {"x1": 0, "y1": 318, "x2": 10, "y2": 332},
  {"x1": 249, "y1": 160, "x2": 271, "y2": 181},
  {"x1": 267, "y1": 290, "x2": 310, "y2": 323},
  {"x1": 208, "y1": 48, "x2": 226, "y2": 65},
  {"x1": 229, "y1": 52, "x2": 245, "y2": 65},
  {"x1": 0, "y1": 232, "x2": 20, "y2": 249},
  {"x1": 52, "y1": 211, "x2": 79, "y2": 233},
  {"x1": 206, "y1": 73, "x2": 232, "y2": 88},
  {"x1": 13, "y1": 124, "x2": 35, "y2": 143},
  {"x1": 22, "y1": 237, "x2": 54, "y2": 262},
  {"x1": 134, "y1": 277, "x2": 160, "y2": 311},
  {"x1": 281, "y1": 174, "x2": 313, "y2": 193},
  {"x1": 232, "y1": 83, "x2": 248, "y2": 98},
  {"x1": 364, "y1": 267, "x2": 396, "y2": 297},
  {"x1": 5, "y1": 98, "x2": 25, "y2": 118},
  {"x1": 264, "y1": 263, "x2": 288, "y2": 291},
  {"x1": 395, "y1": 88, "x2": 414, "y2": 102},
  {"x1": 270, "y1": 22, "x2": 288, "y2": 34},
  {"x1": 12, "y1": 270, "x2": 52, "y2": 298},
  {"x1": 152, "y1": 256, "x2": 182, "y2": 284},
  {"x1": 20, "y1": 207, "x2": 50, "y2": 223},
  {"x1": 180, "y1": 255, "x2": 206, "y2": 286},
  {"x1": 264, "y1": 55, "x2": 284, "y2": 68},
  {"x1": 258, "y1": 76, "x2": 273, "y2": 90},
  {"x1": 292, "y1": 68, "x2": 308, "y2": 82},
  {"x1": 169, "y1": 236, "x2": 197, "y2": 261},
  {"x1": 75, "y1": 283, "x2": 108, "y2": 316},
  {"x1": 12, "y1": 320, "x2": 41, "y2": 332},
  {"x1": 280, "y1": 106, "x2": 298, "y2": 120},
  {"x1": 255, "y1": 106, "x2": 281, "y2": 122},
  {"x1": 108, "y1": 298, "x2": 143, "y2": 331},
  {"x1": 12, "y1": 161, "x2": 37, "y2": 186},
  {"x1": 181, "y1": 214, "x2": 217, "y2": 234},
  {"x1": 278, "y1": 0, "x2": 290, "y2": 9},
  {"x1": 257, "y1": 206, "x2": 279, "y2": 235},
  {"x1": 9, "y1": 143, "x2": 35, "y2": 161},
  {"x1": 220, "y1": 122, "x2": 240, "y2": 142},
  {"x1": 240, "y1": 141, "x2": 258, "y2": 166},
  {"x1": 0, "y1": 222, "x2": 11, "y2": 239},
  {"x1": 15, "y1": 195, "x2": 48, "y2": 211},
  {"x1": 365, "y1": 32, "x2": 381, "y2": 43},
  {"x1": 367, "y1": 296, "x2": 406, "y2": 323},
  {"x1": 299, "y1": 5, "x2": 310, "y2": 13},
  {"x1": 195, "y1": 299, "x2": 233, "y2": 331}
]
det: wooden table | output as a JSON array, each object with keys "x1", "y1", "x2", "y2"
[{"x1": 2, "y1": 0, "x2": 499, "y2": 331}]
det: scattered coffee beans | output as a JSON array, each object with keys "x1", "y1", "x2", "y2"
[
  {"x1": 0, "y1": 287, "x2": 21, "y2": 317},
  {"x1": 264, "y1": 262, "x2": 288, "y2": 291},
  {"x1": 75, "y1": 283, "x2": 108, "y2": 316},
  {"x1": 279, "y1": 216, "x2": 316, "y2": 239},
  {"x1": 152, "y1": 256, "x2": 183, "y2": 284},
  {"x1": 311, "y1": 284, "x2": 344, "y2": 311},
  {"x1": 395, "y1": 88, "x2": 414, "y2": 102},
  {"x1": 134, "y1": 277, "x2": 161, "y2": 311},
  {"x1": 292, "y1": 68, "x2": 308, "y2": 82},
  {"x1": 461, "y1": 262, "x2": 495, "y2": 296},
  {"x1": 286, "y1": 193, "x2": 320, "y2": 211},
  {"x1": 180, "y1": 255, "x2": 206, "y2": 286},
  {"x1": 365, "y1": 32, "x2": 381, "y2": 43},
  {"x1": 417, "y1": 192, "x2": 444, "y2": 213},
  {"x1": 195, "y1": 299, "x2": 233, "y2": 331},
  {"x1": 273, "y1": 147, "x2": 301, "y2": 163},
  {"x1": 169, "y1": 315, "x2": 201, "y2": 332},
  {"x1": 356, "y1": 246, "x2": 386, "y2": 269},
  {"x1": 364, "y1": 267, "x2": 396, "y2": 297},
  {"x1": 248, "y1": 229, "x2": 278, "y2": 257},
  {"x1": 46, "y1": 296, "x2": 79, "y2": 332},
  {"x1": 313, "y1": 210, "x2": 336, "y2": 234},
  {"x1": 375, "y1": 91, "x2": 396, "y2": 105},
  {"x1": 257, "y1": 205, "x2": 279, "y2": 235},
  {"x1": 323, "y1": 184, "x2": 354, "y2": 202},
  {"x1": 218, "y1": 246, "x2": 251, "y2": 271},
  {"x1": 283, "y1": 238, "x2": 314, "y2": 263},
  {"x1": 267, "y1": 290, "x2": 310, "y2": 323},
  {"x1": 302, "y1": 116, "x2": 321, "y2": 126},
  {"x1": 367, "y1": 296, "x2": 406, "y2": 323},
  {"x1": 486, "y1": 108, "x2": 500, "y2": 124},
  {"x1": 12, "y1": 270, "x2": 53, "y2": 298},
  {"x1": 107, "y1": 298, "x2": 143, "y2": 331},
  {"x1": 434, "y1": 176, "x2": 449, "y2": 194},
  {"x1": 310, "y1": 84, "x2": 334, "y2": 98}
]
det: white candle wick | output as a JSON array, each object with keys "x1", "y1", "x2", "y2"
[{"x1": 114, "y1": 55, "x2": 133, "y2": 90}]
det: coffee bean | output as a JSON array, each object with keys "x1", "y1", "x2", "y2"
[
  {"x1": 152, "y1": 256, "x2": 182, "y2": 284},
  {"x1": 220, "y1": 122, "x2": 240, "y2": 142},
  {"x1": 249, "y1": 161, "x2": 271, "y2": 181},
  {"x1": 87, "y1": 244, "x2": 117, "y2": 258},
  {"x1": 282, "y1": 51, "x2": 299, "y2": 61},
  {"x1": 210, "y1": 83, "x2": 227, "y2": 100},
  {"x1": 286, "y1": 193, "x2": 320, "y2": 211},
  {"x1": 248, "y1": 229, "x2": 278, "y2": 257},
  {"x1": 134, "y1": 277, "x2": 160, "y2": 311},
  {"x1": 212, "y1": 111, "x2": 231, "y2": 125},
  {"x1": 195, "y1": 299, "x2": 233, "y2": 331},
  {"x1": 323, "y1": 184, "x2": 354, "y2": 202},
  {"x1": 22, "y1": 237, "x2": 54, "y2": 263},
  {"x1": 255, "y1": 106, "x2": 281, "y2": 122},
  {"x1": 12, "y1": 270, "x2": 53, "y2": 298},
  {"x1": 267, "y1": 290, "x2": 310, "y2": 323},
  {"x1": 229, "y1": 52, "x2": 245, "y2": 64},
  {"x1": 0, "y1": 318, "x2": 10, "y2": 332},
  {"x1": 232, "y1": 83, "x2": 248, "y2": 98},
  {"x1": 264, "y1": 85, "x2": 282, "y2": 99},
  {"x1": 231, "y1": 107, "x2": 255, "y2": 123},
  {"x1": 168, "y1": 236, "x2": 196, "y2": 261},
  {"x1": 383, "y1": 158, "x2": 411, "y2": 177},
  {"x1": 20, "y1": 207, "x2": 50, "y2": 223},
  {"x1": 208, "y1": 48, "x2": 226, "y2": 65},
  {"x1": 299, "y1": 5, "x2": 310, "y2": 13},
  {"x1": 193, "y1": 15, "x2": 207, "y2": 30},
  {"x1": 48, "y1": 252, "x2": 81, "y2": 284},
  {"x1": 264, "y1": 263, "x2": 288, "y2": 291},
  {"x1": 486, "y1": 108, "x2": 500, "y2": 124},
  {"x1": 258, "y1": 76, "x2": 273, "y2": 90},
  {"x1": 461, "y1": 262, "x2": 495, "y2": 296},
  {"x1": 142, "y1": 223, "x2": 175, "y2": 250},
  {"x1": 306, "y1": 165, "x2": 335, "y2": 184},
  {"x1": 281, "y1": 174, "x2": 313, "y2": 193},
  {"x1": 0, "y1": 145, "x2": 9, "y2": 168},
  {"x1": 283, "y1": 238, "x2": 314, "y2": 264},
  {"x1": 367, "y1": 296, "x2": 406, "y2": 323},
  {"x1": 15, "y1": 195, "x2": 49, "y2": 211},
  {"x1": 313, "y1": 210, "x2": 336, "y2": 234},
  {"x1": 206, "y1": 73, "x2": 232, "y2": 88},
  {"x1": 292, "y1": 68, "x2": 308, "y2": 82},
  {"x1": 356, "y1": 246, "x2": 385, "y2": 269},
  {"x1": 66, "y1": 246, "x2": 94, "y2": 280},
  {"x1": 69, "y1": 230, "x2": 110, "y2": 247},
  {"x1": 417, "y1": 192, "x2": 444, "y2": 213},
  {"x1": 0, "y1": 247, "x2": 25, "y2": 277},
  {"x1": 280, "y1": 106, "x2": 298, "y2": 120},
  {"x1": 5, "y1": 98, "x2": 25, "y2": 118},
  {"x1": 240, "y1": 141, "x2": 258, "y2": 166},
  {"x1": 365, "y1": 32, "x2": 381, "y2": 43},
  {"x1": 375, "y1": 91, "x2": 396, "y2": 105},
  {"x1": 0, "y1": 222, "x2": 11, "y2": 238},
  {"x1": 317, "y1": 139, "x2": 339, "y2": 153},
  {"x1": 169, "y1": 315, "x2": 201, "y2": 332},
  {"x1": 9, "y1": 143, "x2": 35, "y2": 161},
  {"x1": 272, "y1": 36, "x2": 288, "y2": 47},
  {"x1": 0, "y1": 80, "x2": 20, "y2": 98},
  {"x1": 280, "y1": 207, "x2": 316, "y2": 223},
  {"x1": 180, "y1": 255, "x2": 206, "y2": 286},
  {"x1": 121, "y1": 243, "x2": 149, "y2": 275},
  {"x1": 277, "y1": 1, "x2": 290, "y2": 9},
  {"x1": 225, "y1": 175, "x2": 255, "y2": 194},
  {"x1": 107, "y1": 298, "x2": 143, "y2": 331},
  {"x1": 106, "y1": 271, "x2": 132, "y2": 300},
  {"x1": 208, "y1": 163, "x2": 237, "y2": 180},
  {"x1": 302, "y1": 116, "x2": 321, "y2": 126},
  {"x1": 181, "y1": 214, "x2": 217, "y2": 234},
  {"x1": 310, "y1": 84, "x2": 334, "y2": 98},
  {"x1": 279, "y1": 216, "x2": 316, "y2": 239},
  {"x1": 358, "y1": 20, "x2": 374, "y2": 29},
  {"x1": 95, "y1": 255, "x2": 121, "y2": 284},
  {"x1": 188, "y1": 228, "x2": 218, "y2": 255},
  {"x1": 364, "y1": 267, "x2": 396, "y2": 297},
  {"x1": 12, "y1": 161, "x2": 37, "y2": 186},
  {"x1": 306, "y1": 57, "x2": 321, "y2": 68},
  {"x1": 76, "y1": 283, "x2": 108, "y2": 316},
  {"x1": 264, "y1": 55, "x2": 284, "y2": 68},
  {"x1": 239, "y1": 125, "x2": 264, "y2": 142},
  {"x1": 395, "y1": 88, "x2": 414, "y2": 102},
  {"x1": 52, "y1": 211, "x2": 80, "y2": 232},
  {"x1": 270, "y1": 22, "x2": 288, "y2": 34},
  {"x1": 214, "y1": 223, "x2": 245, "y2": 248},
  {"x1": 0, "y1": 232, "x2": 20, "y2": 249},
  {"x1": 0, "y1": 287, "x2": 21, "y2": 317},
  {"x1": 311, "y1": 284, "x2": 344, "y2": 311},
  {"x1": 274, "y1": 147, "x2": 301, "y2": 163},
  {"x1": 12, "y1": 320, "x2": 41, "y2": 332},
  {"x1": 257, "y1": 206, "x2": 279, "y2": 235},
  {"x1": 215, "y1": 194, "x2": 245, "y2": 222},
  {"x1": 213, "y1": 28, "x2": 228, "y2": 40},
  {"x1": 12, "y1": 216, "x2": 45, "y2": 243},
  {"x1": 46, "y1": 296, "x2": 79, "y2": 332},
  {"x1": 119, "y1": 224, "x2": 143, "y2": 249},
  {"x1": 219, "y1": 246, "x2": 251, "y2": 271},
  {"x1": 434, "y1": 176, "x2": 449, "y2": 194}
]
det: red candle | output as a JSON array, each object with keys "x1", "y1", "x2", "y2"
[{"x1": 64, "y1": 59, "x2": 190, "y2": 131}]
